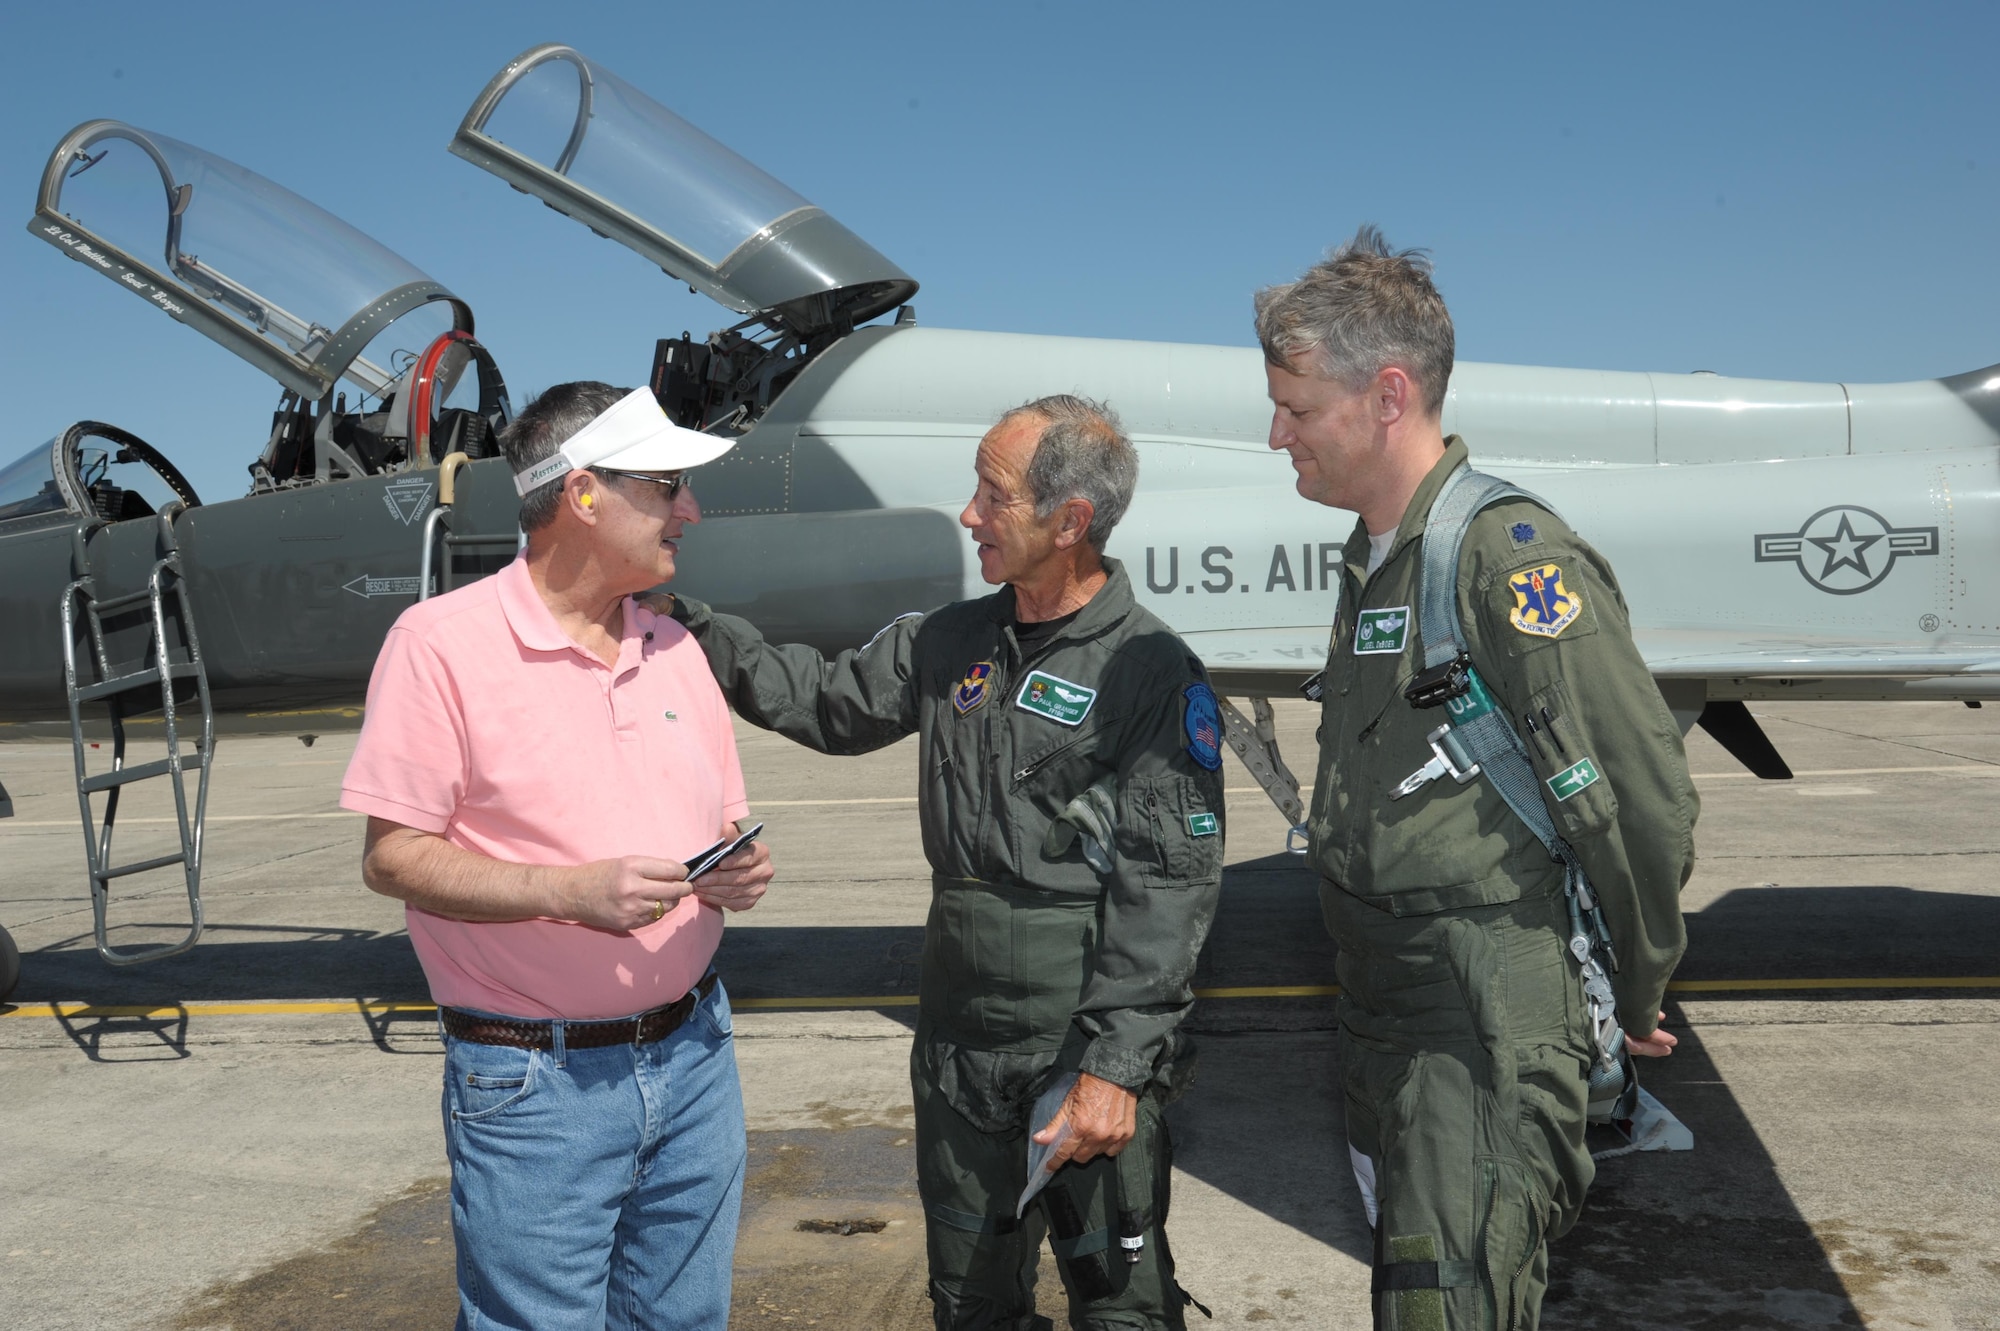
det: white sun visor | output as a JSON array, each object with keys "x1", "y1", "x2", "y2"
[{"x1": 512, "y1": 387, "x2": 735, "y2": 495}]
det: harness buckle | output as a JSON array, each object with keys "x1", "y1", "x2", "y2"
[
  {"x1": 1402, "y1": 651, "x2": 1474, "y2": 709},
  {"x1": 1389, "y1": 725, "x2": 1483, "y2": 800}
]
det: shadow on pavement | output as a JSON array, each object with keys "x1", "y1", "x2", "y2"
[
  {"x1": 1679, "y1": 882, "x2": 2000, "y2": 983},
  {"x1": 15, "y1": 922, "x2": 427, "y2": 1006},
  {"x1": 28, "y1": 859, "x2": 1998, "y2": 1327}
]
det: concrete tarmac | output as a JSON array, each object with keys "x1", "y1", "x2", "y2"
[{"x1": 2, "y1": 699, "x2": 1998, "y2": 1329}]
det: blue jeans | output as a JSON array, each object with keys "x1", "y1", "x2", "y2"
[{"x1": 441, "y1": 980, "x2": 745, "y2": 1330}]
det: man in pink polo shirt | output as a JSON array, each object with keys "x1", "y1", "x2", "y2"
[{"x1": 342, "y1": 381, "x2": 773, "y2": 1331}]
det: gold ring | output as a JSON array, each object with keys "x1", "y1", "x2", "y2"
[{"x1": 651, "y1": 899, "x2": 665, "y2": 922}]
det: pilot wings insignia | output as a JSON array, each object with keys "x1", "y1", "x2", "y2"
[{"x1": 1507, "y1": 564, "x2": 1581, "y2": 638}]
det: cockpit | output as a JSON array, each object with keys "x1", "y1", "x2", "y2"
[
  {"x1": 25, "y1": 120, "x2": 511, "y2": 506},
  {"x1": 452, "y1": 44, "x2": 916, "y2": 431},
  {"x1": 0, "y1": 425, "x2": 202, "y2": 528}
]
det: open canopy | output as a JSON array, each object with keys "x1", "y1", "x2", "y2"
[
  {"x1": 452, "y1": 44, "x2": 916, "y2": 330},
  {"x1": 29, "y1": 121, "x2": 471, "y2": 401}
]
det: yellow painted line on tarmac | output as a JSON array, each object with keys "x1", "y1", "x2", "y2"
[
  {"x1": 1193, "y1": 984, "x2": 1341, "y2": 998},
  {"x1": 1666, "y1": 976, "x2": 2000, "y2": 992},
  {"x1": 1691, "y1": 763, "x2": 2000, "y2": 781},
  {"x1": 11, "y1": 977, "x2": 1997, "y2": 1020},
  {"x1": 733, "y1": 994, "x2": 919, "y2": 1009}
]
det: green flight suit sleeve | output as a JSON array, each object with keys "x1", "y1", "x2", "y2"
[
  {"x1": 1073, "y1": 660, "x2": 1227, "y2": 1089},
  {"x1": 669, "y1": 596, "x2": 922, "y2": 756},
  {"x1": 1462, "y1": 505, "x2": 1698, "y2": 1039}
]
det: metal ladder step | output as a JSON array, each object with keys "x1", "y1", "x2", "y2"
[
  {"x1": 72, "y1": 660, "x2": 202, "y2": 704},
  {"x1": 102, "y1": 850, "x2": 188, "y2": 880},
  {"x1": 79, "y1": 750, "x2": 205, "y2": 794}
]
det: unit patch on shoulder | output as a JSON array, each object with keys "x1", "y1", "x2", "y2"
[
  {"x1": 1509, "y1": 521, "x2": 1538, "y2": 547},
  {"x1": 953, "y1": 661, "x2": 996, "y2": 716},
  {"x1": 1182, "y1": 682, "x2": 1223, "y2": 771},
  {"x1": 1352, "y1": 606, "x2": 1411, "y2": 655},
  {"x1": 1507, "y1": 564, "x2": 1581, "y2": 639},
  {"x1": 1186, "y1": 811, "x2": 1219, "y2": 837},
  {"x1": 1016, "y1": 670, "x2": 1097, "y2": 726}
]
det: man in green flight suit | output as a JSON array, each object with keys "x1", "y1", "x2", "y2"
[
  {"x1": 1256, "y1": 228, "x2": 1699, "y2": 1329},
  {"x1": 664, "y1": 395, "x2": 1225, "y2": 1331}
]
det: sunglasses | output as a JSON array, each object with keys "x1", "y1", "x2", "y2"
[{"x1": 592, "y1": 467, "x2": 690, "y2": 498}]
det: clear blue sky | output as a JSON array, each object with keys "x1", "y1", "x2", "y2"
[{"x1": 3, "y1": 1, "x2": 1995, "y2": 505}]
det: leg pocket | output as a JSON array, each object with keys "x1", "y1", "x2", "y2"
[
  {"x1": 698, "y1": 979, "x2": 734, "y2": 1041},
  {"x1": 445, "y1": 1041, "x2": 539, "y2": 1124},
  {"x1": 1478, "y1": 1159, "x2": 1550, "y2": 1331}
]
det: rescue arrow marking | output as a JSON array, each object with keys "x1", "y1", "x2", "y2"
[{"x1": 341, "y1": 575, "x2": 423, "y2": 599}]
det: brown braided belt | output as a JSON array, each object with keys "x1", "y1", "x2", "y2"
[{"x1": 439, "y1": 972, "x2": 719, "y2": 1051}]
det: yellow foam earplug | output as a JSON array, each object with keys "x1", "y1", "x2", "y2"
[{"x1": 580, "y1": 494, "x2": 594, "y2": 508}]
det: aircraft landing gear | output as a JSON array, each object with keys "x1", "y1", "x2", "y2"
[
  {"x1": 0, "y1": 924, "x2": 19, "y2": 1003},
  {"x1": 1217, "y1": 696, "x2": 1311, "y2": 853}
]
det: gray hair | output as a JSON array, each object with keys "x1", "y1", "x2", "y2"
[
  {"x1": 501, "y1": 380, "x2": 631, "y2": 532},
  {"x1": 1253, "y1": 224, "x2": 1455, "y2": 418},
  {"x1": 1001, "y1": 394, "x2": 1138, "y2": 551}
]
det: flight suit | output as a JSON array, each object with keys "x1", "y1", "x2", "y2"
[
  {"x1": 1310, "y1": 439, "x2": 1697, "y2": 1330},
  {"x1": 669, "y1": 558, "x2": 1224, "y2": 1331}
]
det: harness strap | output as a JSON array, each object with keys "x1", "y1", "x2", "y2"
[
  {"x1": 1417, "y1": 467, "x2": 1563, "y2": 853},
  {"x1": 1414, "y1": 463, "x2": 1629, "y2": 1074},
  {"x1": 925, "y1": 1200, "x2": 1020, "y2": 1235},
  {"x1": 1371, "y1": 1258, "x2": 1480, "y2": 1292}
]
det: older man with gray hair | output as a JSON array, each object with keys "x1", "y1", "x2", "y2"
[{"x1": 663, "y1": 394, "x2": 1224, "y2": 1330}]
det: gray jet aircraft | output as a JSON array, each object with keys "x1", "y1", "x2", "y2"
[
  {"x1": 448, "y1": 44, "x2": 2000, "y2": 821},
  {"x1": 4, "y1": 44, "x2": 1996, "y2": 999}
]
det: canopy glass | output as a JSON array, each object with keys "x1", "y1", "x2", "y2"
[
  {"x1": 453, "y1": 45, "x2": 915, "y2": 325},
  {"x1": 31, "y1": 121, "x2": 468, "y2": 399}
]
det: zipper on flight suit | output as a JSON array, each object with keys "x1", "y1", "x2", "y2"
[{"x1": 1014, "y1": 732, "x2": 1090, "y2": 785}]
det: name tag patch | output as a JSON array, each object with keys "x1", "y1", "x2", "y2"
[
  {"x1": 1548, "y1": 757, "x2": 1601, "y2": 801},
  {"x1": 1016, "y1": 670, "x2": 1097, "y2": 726},
  {"x1": 1353, "y1": 606, "x2": 1411, "y2": 655}
]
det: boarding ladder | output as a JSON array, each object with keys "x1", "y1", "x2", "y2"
[
  {"x1": 419, "y1": 451, "x2": 522, "y2": 600},
  {"x1": 60, "y1": 501, "x2": 214, "y2": 964}
]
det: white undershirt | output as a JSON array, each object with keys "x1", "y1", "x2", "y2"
[{"x1": 1364, "y1": 529, "x2": 1396, "y2": 578}]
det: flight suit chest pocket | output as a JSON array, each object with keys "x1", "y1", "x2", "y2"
[
  {"x1": 1120, "y1": 773, "x2": 1222, "y2": 887},
  {"x1": 1520, "y1": 679, "x2": 1619, "y2": 840}
]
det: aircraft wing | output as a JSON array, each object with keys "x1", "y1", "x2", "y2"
[
  {"x1": 1635, "y1": 628, "x2": 2000, "y2": 679},
  {"x1": 1184, "y1": 624, "x2": 2000, "y2": 699}
]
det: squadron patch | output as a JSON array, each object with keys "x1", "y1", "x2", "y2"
[
  {"x1": 1016, "y1": 670, "x2": 1097, "y2": 726},
  {"x1": 1507, "y1": 564, "x2": 1581, "y2": 639},
  {"x1": 1352, "y1": 606, "x2": 1411, "y2": 655},
  {"x1": 1183, "y1": 682, "x2": 1223, "y2": 771},
  {"x1": 953, "y1": 661, "x2": 996, "y2": 716}
]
